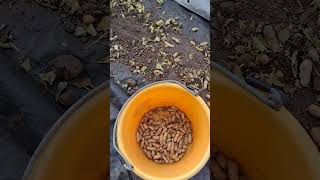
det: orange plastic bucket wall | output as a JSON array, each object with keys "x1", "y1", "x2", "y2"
[{"x1": 117, "y1": 82, "x2": 210, "y2": 180}]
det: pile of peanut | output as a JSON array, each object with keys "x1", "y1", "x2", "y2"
[
  {"x1": 136, "y1": 106, "x2": 193, "y2": 164},
  {"x1": 212, "y1": 146, "x2": 249, "y2": 180}
]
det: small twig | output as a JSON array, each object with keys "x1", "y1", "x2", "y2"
[
  {"x1": 85, "y1": 31, "x2": 108, "y2": 49},
  {"x1": 33, "y1": 0, "x2": 58, "y2": 10}
]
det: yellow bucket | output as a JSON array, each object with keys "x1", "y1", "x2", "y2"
[
  {"x1": 114, "y1": 80, "x2": 210, "y2": 180},
  {"x1": 23, "y1": 83, "x2": 108, "y2": 180},
  {"x1": 213, "y1": 64, "x2": 320, "y2": 180}
]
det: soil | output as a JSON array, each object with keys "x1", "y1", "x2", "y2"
[
  {"x1": 212, "y1": 0, "x2": 320, "y2": 139},
  {"x1": 110, "y1": 0, "x2": 210, "y2": 102}
]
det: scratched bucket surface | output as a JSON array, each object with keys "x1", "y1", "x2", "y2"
[
  {"x1": 22, "y1": 83, "x2": 108, "y2": 180},
  {"x1": 116, "y1": 81, "x2": 210, "y2": 180},
  {"x1": 213, "y1": 67, "x2": 320, "y2": 180}
]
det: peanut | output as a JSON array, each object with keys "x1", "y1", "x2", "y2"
[{"x1": 137, "y1": 106, "x2": 193, "y2": 164}]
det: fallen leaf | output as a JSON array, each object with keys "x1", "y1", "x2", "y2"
[
  {"x1": 256, "y1": 54, "x2": 270, "y2": 65},
  {"x1": 156, "y1": 63, "x2": 164, "y2": 71},
  {"x1": 164, "y1": 41, "x2": 174, "y2": 48},
  {"x1": 83, "y1": 15, "x2": 95, "y2": 24},
  {"x1": 96, "y1": 16, "x2": 109, "y2": 32},
  {"x1": 172, "y1": 52, "x2": 179, "y2": 58},
  {"x1": 203, "y1": 80, "x2": 208, "y2": 89},
  {"x1": 278, "y1": 28, "x2": 290, "y2": 43},
  {"x1": 267, "y1": 69, "x2": 285, "y2": 87},
  {"x1": 74, "y1": 26, "x2": 86, "y2": 36},
  {"x1": 0, "y1": 42, "x2": 18, "y2": 51},
  {"x1": 157, "y1": 0, "x2": 166, "y2": 5},
  {"x1": 39, "y1": 70, "x2": 56, "y2": 86},
  {"x1": 308, "y1": 47, "x2": 319, "y2": 62},
  {"x1": 61, "y1": 0, "x2": 80, "y2": 14},
  {"x1": 133, "y1": 2, "x2": 144, "y2": 13},
  {"x1": 234, "y1": 45, "x2": 247, "y2": 54},
  {"x1": 56, "y1": 81, "x2": 68, "y2": 100},
  {"x1": 252, "y1": 37, "x2": 267, "y2": 52},
  {"x1": 172, "y1": 37, "x2": 180, "y2": 44},
  {"x1": 154, "y1": 70, "x2": 163, "y2": 76},
  {"x1": 21, "y1": 58, "x2": 31, "y2": 72},
  {"x1": 87, "y1": 24, "x2": 97, "y2": 37},
  {"x1": 299, "y1": 59, "x2": 313, "y2": 87},
  {"x1": 239, "y1": 20, "x2": 246, "y2": 31},
  {"x1": 140, "y1": 66, "x2": 148, "y2": 72},
  {"x1": 263, "y1": 25, "x2": 280, "y2": 52},
  {"x1": 303, "y1": 28, "x2": 313, "y2": 41},
  {"x1": 192, "y1": 27, "x2": 199, "y2": 32}
]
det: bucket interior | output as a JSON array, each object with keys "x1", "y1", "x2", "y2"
[
  {"x1": 117, "y1": 82, "x2": 210, "y2": 180},
  {"x1": 24, "y1": 84, "x2": 108, "y2": 180},
  {"x1": 213, "y1": 70, "x2": 320, "y2": 180}
]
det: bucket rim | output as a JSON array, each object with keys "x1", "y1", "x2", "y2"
[{"x1": 113, "y1": 80, "x2": 210, "y2": 180}]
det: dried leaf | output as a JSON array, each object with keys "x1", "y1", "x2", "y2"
[
  {"x1": 74, "y1": 26, "x2": 86, "y2": 36},
  {"x1": 234, "y1": 45, "x2": 247, "y2": 54},
  {"x1": 0, "y1": 42, "x2": 18, "y2": 51},
  {"x1": 278, "y1": 28, "x2": 290, "y2": 43},
  {"x1": 192, "y1": 27, "x2": 199, "y2": 32},
  {"x1": 97, "y1": 16, "x2": 109, "y2": 32},
  {"x1": 133, "y1": 2, "x2": 144, "y2": 13},
  {"x1": 61, "y1": 0, "x2": 80, "y2": 14},
  {"x1": 267, "y1": 69, "x2": 285, "y2": 87},
  {"x1": 172, "y1": 37, "x2": 180, "y2": 44},
  {"x1": 252, "y1": 37, "x2": 267, "y2": 52},
  {"x1": 263, "y1": 25, "x2": 280, "y2": 52},
  {"x1": 308, "y1": 47, "x2": 319, "y2": 62},
  {"x1": 154, "y1": 70, "x2": 163, "y2": 76},
  {"x1": 172, "y1": 52, "x2": 179, "y2": 58},
  {"x1": 87, "y1": 24, "x2": 97, "y2": 37},
  {"x1": 140, "y1": 66, "x2": 148, "y2": 72},
  {"x1": 157, "y1": 0, "x2": 166, "y2": 5},
  {"x1": 156, "y1": 63, "x2": 164, "y2": 71},
  {"x1": 39, "y1": 71, "x2": 56, "y2": 86},
  {"x1": 83, "y1": 15, "x2": 95, "y2": 25},
  {"x1": 56, "y1": 81, "x2": 68, "y2": 100},
  {"x1": 239, "y1": 20, "x2": 246, "y2": 31},
  {"x1": 256, "y1": 54, "x2": 270, "y2": 65},
  {"x1": 21, "y1": 59, "x2": 31, "y2": 72},
  {"x1": 303, "y1": 28, "x2": 313, "y2": 41},
  {"x1": 164, "y1": 41, "x2": 174, "y2": 48}
]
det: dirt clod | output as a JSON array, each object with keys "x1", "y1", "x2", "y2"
[{"x1": 49, "y1": 55, "x2": 84, "y2": 80}]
